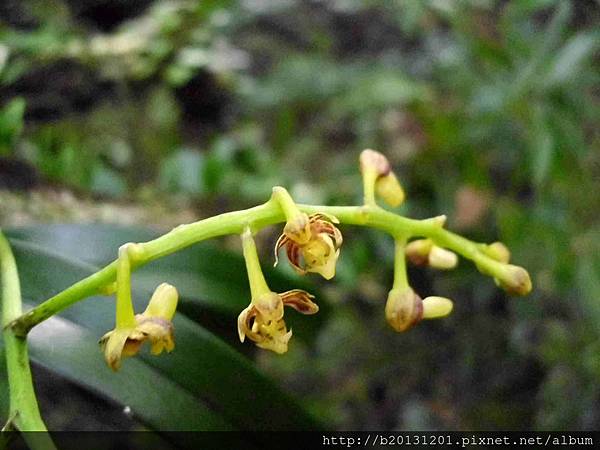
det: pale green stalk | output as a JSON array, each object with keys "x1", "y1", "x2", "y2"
[
  {"x1": 1, "y1": 232, "x2": 56, "y2": 448},
  {"x1": 392, "y1": 236, "x2": 409, "y2": 291},
  {"x1": 361, "y1": 169, "x2": 378, "y2": 206},
  {"x1": 241, "y1": 229, "x2": 271, "y2": 299},
  {"x1": 271, "y1": 186, "x2": 303, "y2": 222},
  {"x1": 115, "y1": 245, "x2": 137, "y2": 328}
]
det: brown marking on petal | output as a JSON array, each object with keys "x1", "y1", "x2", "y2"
[
  {"x1": 310, "y1": 219, "x2": 343, "y2": 249},
  {"x1": 308, "y1": 213, "x2": 339, "y2": 224},
  {"x1": 283, "y1": 213, "x2": 311, "y2": 244},
  {"x1": 276, "y1": 213, "x2": 342, "y2": 278},
  {"x1": 329, "y1": 226, "x2": 343, "y2": 248},
  {"x1": 238, "y1": 305, "x2": 262, "y2": 343},
  {"x1": 274, "y1": 233, "x2": 291, "y2": 267},
  {"x1": 136, "y1": 315, "x2": 174, "y2": 332},
  {"x1": 286, "y1": 241, "x2": 306, "y2": 274},
  {"x1": 281, "y1": 289, "x2": 319, "y2": 314}
]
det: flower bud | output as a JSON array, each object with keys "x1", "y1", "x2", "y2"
[
  {"x1": 375, "y1": 172, "x2": 405, "y2": 207},
  {"x1": 422, "y1": 296, "x2": 454, "y2": 319},
  {"x1": 427, "y1": 246, "x2": 458, "y2": 270},
  {"x1": 143, "y1": 283, "x2": 178, "y2": 320},
  {"x1": 405, "y1": 239, "x2": 433, "y2": 266},
  {"x1": 385, "y1": 288, "x2": 423, "y2": 332},
  {"x1": 359, "y1": 149, "x2": 391, "y2": 176},
  {"x1": 99, "y1": 283, "x2": 179, "y2": 371},
  {"x1": 484, "y1": 242, "x2": 510, "y2": 264},
  {"x1": 496, "y1": 265, "x2": 532, "y2": 296}
]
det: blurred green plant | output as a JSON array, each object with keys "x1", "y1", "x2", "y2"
[{"x1": 1, "y1": 150, "x2": 534, "y2": 445}]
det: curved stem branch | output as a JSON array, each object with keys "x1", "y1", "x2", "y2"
[{"x1": 7, "y1": 200, "x2": 511, "y2": 336}]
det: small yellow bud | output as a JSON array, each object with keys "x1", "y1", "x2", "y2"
[
  {"x1": 427, "y1": 246, "x2": 458, "y2": 270},
  {"x1": 405, "y1": 239, "x2": 433, "y2": 266},
  {"x1": 359, "y1": 149, "x2": 391, "y2": 176},
  {"x1": 143, "y1": 283, "x2": 178, "y2": 320},
  {"x1": 422, "y1": 296, "x2": 454, "y2": 319},
  {"x1": 375, "y1": 172, "x2": 405, "y2": 207},
  {"x1": 406, "y1": 240, "x2": 457, "y2": 270},
  {"x1": 385, "y1": 287, "x2": 423, "y2": 332},
  {"x1": 360, "y1": 149, "x2": 406, "y2": 207},
  {"x1": 100, "y1": 283, "x2": 179, "y2": 371},
  {"x1": 497, "y1": 265, "x2": 532, "y2": 296},
  {"x1": 485, "y1": 242, "x2": 511, "y2": 264}
]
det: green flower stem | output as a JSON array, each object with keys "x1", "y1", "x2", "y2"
[
  {"x1": 271, "y1": 186, "x2": 303, "y2": 221},
  {"x1": 303, "y1": 205, "x2": 507, "y2": 278},
  {"x1": 1, "y1": 232, "x2": 56, "y2": 447},
  {"x1": 392, "y1": 236, "x2": 409, "y2": 291},
  {"x1": 115, "y1": 245, "x2": 137, "y2": 328},
  {"x1": 8, "y1": 199, "x2": 282, "y2": 337},
  {"x1": 361, "y1": 169, "x2": 378, "y2": 206},
  {"x1": 8, "y1": 201, "x2": 508, "y2": 336},
  {"x1": 241, "y1": 228, "x2": 271, "y2": 299}
]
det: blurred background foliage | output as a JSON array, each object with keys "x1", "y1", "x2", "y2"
[{"x1": 1, "y1": 0, "x2": 600, "y2": 432}]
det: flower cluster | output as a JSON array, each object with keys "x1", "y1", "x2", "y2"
[
  {"x1": 359, "y1": 148, "x2": 405, "y2": 207},
  {"x1": 237, "y1": 216, "x2": 338, "y2": 353},
  {"x1": 97, "y1": 149, "x2": 533, "y2": 364}
]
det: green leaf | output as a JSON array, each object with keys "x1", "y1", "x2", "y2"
[
  {"x1": 544, "y1": 32, "x2": 600, "y2": 88},
  {"x1": 505, "y1": 0, "x2": 559, "y2": 16},
  {"x1": 528, "y1": 105, "x2": 554, "y2": 186},
  {"x1": 90, "y1": 162, "x2": 127, "y2": 198},
  {"x1": 3, "y1": 226, "x2": 322, "y2": 434},
  {"x1": 576, "y1": 254, "x2": 600, "y2": 334},
  {"x1": 0, "y1": 97, "x2": 26, "y2": 155},
  {"x1": 159, "y1": 149, "x2": 204, "y2": 195},
  {"x1": 27, "y1": 310, "x2": 232, "y2": 432},
  {"x1": 0, "y1": 345, "x2": 8, "y2": 424}
]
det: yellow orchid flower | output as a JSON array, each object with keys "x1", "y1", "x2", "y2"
[
  {"x1": 275, "y1": 213, "x2": 343, "y2": 280},
  {"x1": 99, "y1": 283, "x2": 178, "y2": 371},
  {"x1": 237, "y1": 289, "x2": 318, "y2": 354}
]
